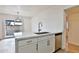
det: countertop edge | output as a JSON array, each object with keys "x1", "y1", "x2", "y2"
[{"x1": 15, "y1": 33, "x2": 55, "y2": 41}]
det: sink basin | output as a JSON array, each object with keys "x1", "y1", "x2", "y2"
[{"x1": 35, "y1": 32, "x2": 49, "y2": 34}]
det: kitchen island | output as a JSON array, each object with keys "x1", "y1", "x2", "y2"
[
  {"x1": 0, "y1": 32, "x2": 55, "y2": 53},
  {"x1": 15, "y1": 32, "x2": 55, "y2": 53}
]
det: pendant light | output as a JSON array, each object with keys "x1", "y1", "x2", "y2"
[
  {"x1": 15, "y1": 11, "x2": 22, "y2": 22},
  {"x1": 14, "y1": 11, "x2": 23, "y2": 25}
]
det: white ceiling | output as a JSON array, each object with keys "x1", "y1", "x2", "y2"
[{"x1": 0, "y1": 5, "x2": 75, "y2": 17}]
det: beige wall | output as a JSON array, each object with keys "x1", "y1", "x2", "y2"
[
  {"x1": 22, "y1": 17, "x2": 32, "y2": 33},
  {"x1": 32, "y1": 7, "x2": 64, "y2": 33}
]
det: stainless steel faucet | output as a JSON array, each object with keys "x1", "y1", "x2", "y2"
[{"x1": 38, "y1": 22, "x2": 43, "y2": 32}]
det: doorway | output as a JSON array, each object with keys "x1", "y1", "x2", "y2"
[{"x1": 64, "y1": 6, "x2": 79, "y2": 53}]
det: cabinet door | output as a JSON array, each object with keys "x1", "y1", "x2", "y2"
[
  {"x1": 48, "y1": 35, "x2": 55, "y2": 52},
  {"x1": 38, "y1": 39, "x2": 49, "y2": 53},
  {"x1": 18, "y1": 43, "x2": 37, "y2": 53}
]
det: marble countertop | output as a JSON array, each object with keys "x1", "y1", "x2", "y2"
[
  {"x1": 4, "y1": 31, "x2": 62, "y2": 40},
  {"x1": 15, "y1": 32, "x2": 54, "y2": 40}
]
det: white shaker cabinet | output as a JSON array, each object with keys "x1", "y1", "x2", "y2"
[
  {"x1": 38, "y1": 35, "x2": 55, "y2": 53},
  {"x1": 16, "y1": 34, "x2": 55, "y2": 53},
  {"x1": 38, "y1": 39, "x2": 49, "y2": 53},
  {"x1": 16, "y1": 38, "x2": 37, "y2": 53},
  {"x1": 48, "y1": 35, "x2": 55, "y2": 52},
  {"x1": 18, "y1": 43, "x2": 37, "y2": 53}
]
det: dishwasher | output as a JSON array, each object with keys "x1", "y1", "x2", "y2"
[{"x1": 55, "y1": 33, "x2": 62, "y2": 52}]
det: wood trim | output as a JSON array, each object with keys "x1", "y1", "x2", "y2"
[
  {"x1": 65, "y1": 6, "x2": 79, "y2": 15},
  {"x1": 68, "y1": 42, "x2": 79, "y2": 53},
  {"x1": 64, "y1": 6, "x2": 79, "y2": 53},
  {"x1": 63, "y1": 11, "x2": 69, "y2": 51}
]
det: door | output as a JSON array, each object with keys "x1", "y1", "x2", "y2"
[
  {"x1": 65, "y1": 6, "x2": 79, "y2": 52},
  {"x1": 38, "y1": 38, "x2": 49, "y2": 53},
  {"x1": 18, "y1": 43, "x2": 37, "y2": 53},
  {"x1": 48, "y1": 35, "x2": 55, "y2": 52}
]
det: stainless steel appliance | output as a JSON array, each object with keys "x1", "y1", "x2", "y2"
[{"x1": 55, "y1": 33, "x2": 62, "y2": 52}]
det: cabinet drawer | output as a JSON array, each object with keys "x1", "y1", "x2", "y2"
[
  {"x1": 18, "y1": 43, "x2": 37, "y2": 53},
  {"x1": 48, "y1": 35, "x2": 55, "y2": 39},
  {"x1": 18, "y1": 38, "x2": 37, "y2": 47},
  {"x1": 38, "y1": 36, "x2": 48, "y2": 41}
]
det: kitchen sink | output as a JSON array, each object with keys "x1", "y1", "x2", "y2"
[{"x1": 35, "y1": 32, "x2": 49, "y2": 34}]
